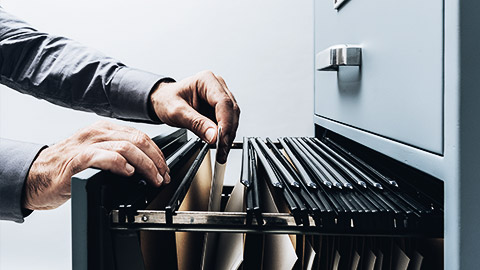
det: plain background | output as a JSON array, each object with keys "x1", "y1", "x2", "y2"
[{"x1": 0, "y1": 0, "x2": 314, "y2": 269}]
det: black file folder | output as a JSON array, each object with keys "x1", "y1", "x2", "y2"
[{"x1": 72, "y1": 128, "x2": 443, "y2": 270}]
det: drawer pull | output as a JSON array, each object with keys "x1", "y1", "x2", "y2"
[{"x1": 316, "y1": 44, "x2": 362, "y2": 71}]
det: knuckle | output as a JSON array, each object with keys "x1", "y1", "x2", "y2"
[
  {"x1": 222, "y1": 97, "x2": 234, "y2": 108},
  {"x1": 146, "y1": 161, "x2": 157, "y2": 173},
  {"x1": 116, "y1": 141, "x2": 132, "y2": 153},
  {"x1": 159, "y1": 150, "x2": 166, "y2": 160},
  {"x1": 77, "y1": 122, "x2": 116, "y2": 143},
  {"x1": 124, "y1": 125, "x2": 137, "y2": 133},
  {"x1": 111, "y1": 153, "x2": 125, "y2": 166},
  {"x1": 76, "y1": 127, "x2": 98, "y2": 142},
  {"x1": 191, "y1": 117, "x2": 205, "y2": 132},
  {"x1": 233, "y1": 104, "x2": 241, "y2": 116},
  {"x1": 157, "y1": 163, "x2": 167, "y2": 173},
  {"x1": 133, "y1": 132, "x2": 150, "y2": 147},
  {"x1": 76, "y1": 149, "x2": 93, "y2": 165},
  {"x1": 159, "y1": 168, "x2": 167, "y2": 175},
  {"x1": 159, "y1": 161, "x2": 168, "y2": 171},
  {"x1": 199, "y1": 70, "x2": 214, "y2": 78}
]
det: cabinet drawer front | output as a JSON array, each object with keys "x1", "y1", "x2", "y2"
[{"x1": 314, "y1": 0, "x2": 444, "y2": 154}]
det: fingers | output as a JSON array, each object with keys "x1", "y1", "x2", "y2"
[
  {"x1": 194, "y1": 71, "x2": 240, "y2": 163},
  {"x1": 24, "y1": 121, "x2": 172, "y2": 211},
  {"x1": 150, "y1": 70, "x2": 240, "y2": 163},
  {"x1": 170, "y1": 100, "x2": 219, "y2": 144},
  {"x1": 72, "y1": 148, "x2": 134, "y2": 177},
  {"x1": 75, "y1": 121, "x2": 170, "y2": 186},
  {"x1": 95, "y1": 126, "x2": 170, "y2": 174},
  {"x1": 214, "y1": 75, "x2": 237, "y2": 104},
  {"x1": 214, "y1": 75, "x2": 240, "y2": 145},
  {"x1": 94, "y1": 141, "x2": 168, "y2": 186}
]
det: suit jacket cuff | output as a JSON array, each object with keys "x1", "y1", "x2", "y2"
[
  {"x1": 110, "y1": 67, "x2": 174, "y2": 123},
  {"x1": 0, "y1": 139, "x2": 46, "y2": 223}
]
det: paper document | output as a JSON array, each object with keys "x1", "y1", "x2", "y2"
[
  {"x1": 260, "y1": 172, "x2": 298, "y2": 270},
  {"x1": 364, "y1": 249, "x2": 377, "y2": 270},
  {"x1": 304, "y1": 239, "x2": 316, "y2": 270},
  {"x1": 201, "y1": 127, "x2": 227, "y2": 269},
  {"x1": 392, "y1": 244, "x2": 410, "y2": 270},
  {"x1": 214, "y1": 182, "x2": 245, "y2": 270},
  {"x1": 409, "y1": 251, "x2": 424, "y2": 270},
  {"x1": 176, "y1": 151, "x2": 213, "y2": 270}
]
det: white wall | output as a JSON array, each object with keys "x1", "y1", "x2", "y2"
[{"x1": 0, "y1": 0, "x2": 313, "y2": 269}]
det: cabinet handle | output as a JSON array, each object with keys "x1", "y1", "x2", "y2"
[{"x1": 316, "y1": 44, "x2": 362, "y2": 71}]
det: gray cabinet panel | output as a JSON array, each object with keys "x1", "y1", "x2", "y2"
[{"x1": 314, "y1": 0, "x2": 444, "y2": 154}]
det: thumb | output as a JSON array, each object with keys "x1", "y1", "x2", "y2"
[{"x1": 181, "y1": 105, "x2": 218, "y2": 144}]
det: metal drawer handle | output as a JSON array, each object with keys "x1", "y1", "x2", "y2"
[{"x1": 316, "y1": 44, "x2": 362, "y2": 71}]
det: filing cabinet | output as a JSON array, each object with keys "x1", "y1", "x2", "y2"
[
  {"x1": 314, "y1": 0, "x2": 444, "y2": 154},
  {"x1": 313, "y1": 0, "x2": 480, "y2": 269}
]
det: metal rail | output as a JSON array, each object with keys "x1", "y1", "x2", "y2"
[{"x1": 110, "y1": 210, "x2": 440, "y2": 237}]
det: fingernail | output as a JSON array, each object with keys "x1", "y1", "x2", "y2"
[
  {"x1": 156, "y1": 173, "x2": 163, "y2": 185},
  {"x1": 205, "y1": 128, "x2": 216, "y2": 143},
  {"x1": 125, "y1": 163, "x2": 135, "y2": 174},
  {"x1": 164, "y1": 173, "x2": 171, "y2": 184}
]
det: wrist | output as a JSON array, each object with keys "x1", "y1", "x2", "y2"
[
  {"x1": 22, "y1": 146, "x2": 49, "y2": 211},
  {"x1": 148, "y1": 78, "x2": 176, "y2": 121}
]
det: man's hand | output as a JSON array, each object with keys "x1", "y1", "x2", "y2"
[
  {"x1": 150, "y1": 71, "x2": 240, "y2": 164},
  {"x1": 23, "y1": 121, "x2": 169, "y2": 210}
]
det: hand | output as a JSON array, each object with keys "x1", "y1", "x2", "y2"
[
  {"x1": 23, "y1": 121, "x2": 169, "y2": 210},
  {"x1": 150, "y1": 70, "x2": 240, "y2": 164}
]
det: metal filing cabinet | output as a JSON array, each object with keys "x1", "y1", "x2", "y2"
[
  {"x1": 314, "y1": 0, "x2": 443, "y2": 154},
  {"x1": 313, "y1": 0, "x2": 480, "y2": 269}
]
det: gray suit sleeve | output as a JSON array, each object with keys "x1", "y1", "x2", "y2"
[
  {"x1": 0, "y1": 7, "x2": 174, "y2": 222},
  {"x1": 0, "y1": 139, "x2": 46, "y2": 222},
  {"x1": 0, "y1": 6, "x2": 170, "y2": 121}
]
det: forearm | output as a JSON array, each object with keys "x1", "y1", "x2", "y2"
[
  {"x1": 0, "y1": 138, "x2": 45, "y2": 222},
  {"x1": 0, "y1": 6, "x2": 168, "y2": 122}
]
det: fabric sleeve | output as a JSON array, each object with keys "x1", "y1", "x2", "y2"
[
  {"x1": 0, "y1": 6, "x2": 171, "y2": 122},
  {"x1": 0, "y1": 138, "x2": 46, "y2": 223}
]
